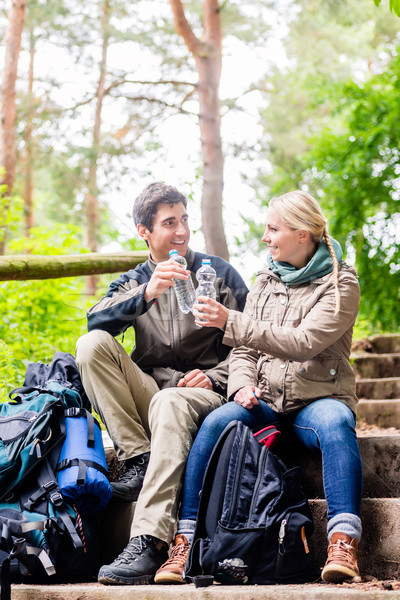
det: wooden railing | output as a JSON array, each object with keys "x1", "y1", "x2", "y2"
[{"x1": 0, "y1": 252, "x2": 149, "y2": 281}]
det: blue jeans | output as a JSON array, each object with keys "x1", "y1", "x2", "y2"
[{"x1": 180, "y1": 398, "x2": 363, "y2": 532}]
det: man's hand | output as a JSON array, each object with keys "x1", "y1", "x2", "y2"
[
  {"x1": 233, "y1": 386, "x2": 262, "y2": 410},
  {"x1": 177, "y1": 369, "x2": 213, "y2": 390},
  {"x1": 144, "y1": 258, "x2": 190, "y2": 302}
]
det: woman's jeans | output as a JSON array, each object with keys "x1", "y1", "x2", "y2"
[{"x1": 180, "y1": 398, "x2": 363, "y2": 540}]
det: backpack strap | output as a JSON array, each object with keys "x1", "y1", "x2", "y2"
[
  {"x1": 64, "y1": 407, "x2": 99, "y2": 448},
  {"x1": 0, "y1": 554, "x2": 11, "y2": 600},
  {"x1": 23, "y1": 458, "x2": 84, "y2": 550},
  {"x1": 25, "y1": 546, "x2": 55, "y2": 576},
  {"x1": 57, "y1": 458, "x2": 109, "y2": 485},
  {"x1": 253, "y1": 425, "x2": 281, "y2": 450}
]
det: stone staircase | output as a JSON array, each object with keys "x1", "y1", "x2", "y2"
[
  {"x1": 353, "y1": 333, "x2": 400, "y2": 427},
  {"x1": 11, "y1": 334, "x2": 400, "y2": 599}
]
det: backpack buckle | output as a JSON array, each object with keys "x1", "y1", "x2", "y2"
[{"x1": 49, "y1": 491, "x2": 63, "y2": 506}]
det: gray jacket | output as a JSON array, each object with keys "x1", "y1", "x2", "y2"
[{"x1": 224, "y1": 262, "x2": 360, "y2": 414}]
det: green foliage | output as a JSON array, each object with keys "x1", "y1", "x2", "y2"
[
  {"x1": 0, "y1": 225, "x2": 139, "y2": 395},
  {"x1": 0, "y1": 341, "x2": 19, "y2": 402},
  {"x1": 373, "y1": 0, "x2": 400, "y2": 17},
  {"x1": 0, "y1": 226, "x2": 90, "y2": 391},
  {"x1": 252, "y1": 0, "x2": 400, "y2": 333},
  {"x1": 303, "y1": 47, "x2": 400, "y2": 331}
]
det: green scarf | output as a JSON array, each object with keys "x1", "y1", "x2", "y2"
[{"x1": 267, "y1": 237, "x2": 343, "y2": 286}]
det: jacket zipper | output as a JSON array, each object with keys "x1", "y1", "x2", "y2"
[
  {"x1": 170, "y1": 288, "x2": 180, "y2": 361},
  {"x1": 246, "y1": 444, "x2": 267, "y2": 526},
  {"x1": 280, "y1": 285, "x2": 291, "y2": 326}
]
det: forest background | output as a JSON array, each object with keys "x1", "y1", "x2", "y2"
[{"x1": 0, "y1": 0, "x2": 399, "y2": 400}]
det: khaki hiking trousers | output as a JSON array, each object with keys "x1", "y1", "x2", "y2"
[{"x1": 75, "y1": 329, "x2": 225, "y2": 544}]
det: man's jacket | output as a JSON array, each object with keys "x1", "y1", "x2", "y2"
[
  {"x1": 87, "y1": 248, "x2": 248, "y2": 395},
  {"x1": 224, "y1": 263, "x2": 360, "y2": 414}
]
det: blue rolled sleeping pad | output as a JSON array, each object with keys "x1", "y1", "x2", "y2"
[{"x1": 56, "y1": 408, "x2": 112, "y2": 514}]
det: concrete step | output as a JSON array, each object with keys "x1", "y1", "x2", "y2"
[
  {"x1": 96, "y1": 497, "x2": 400, "y2": 583},
  {"x1": 356, "y1": 377, "x2": 400, "y2": 400},
  {"x1": 358, "y1": 399, "x2": 400, "y2": 427},
  {"x1": 310, "y1": 498, "x2": 400, "y2": 581},
  {"x1": 368, "y1": 334, "x2": 400, "y2": 355},
  {"x1": 352, "y1": 353, "x2": 400, "y2": 379},
  {"x1": 279, "y1": 435, "x2": 400, "y2": 499},
  {"x1": 10, "y1": 581, "x2": 400, "y2": 600},
  {"x1": 98, "y1": 438, "x2": 400, "y2": 581}
]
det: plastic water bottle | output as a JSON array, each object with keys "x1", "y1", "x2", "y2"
[
  {"x1": 169, "y1": 249, "x2": 196, "y2": 314},
  {"x1": 195, "y1": 258, "x2": 216, "y2": 326}
]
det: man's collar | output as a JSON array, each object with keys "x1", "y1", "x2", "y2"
[{"x1": 148, "y1": 247, "x2": 195, "y2": 271}]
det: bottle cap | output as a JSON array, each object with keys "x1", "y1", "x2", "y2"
[
  {"x1": 169, "y1": 249, "x2": 178, "y2": 256},
  {"x1": 202, "y1": 259, "x2": 211, "y2": 265}
]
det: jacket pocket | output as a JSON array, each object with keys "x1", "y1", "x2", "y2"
[
  {"x1": 294, "y1": 358, "x2": 341, "y2": 383},
  {"x1": 256, "y1": 355, "x2": 273, "y2": 395}
]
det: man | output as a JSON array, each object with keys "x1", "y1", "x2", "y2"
[{"x1": 75, "y1": 182, "x2": 248, "y2": 585}]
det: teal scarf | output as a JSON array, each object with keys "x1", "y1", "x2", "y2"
[{"x1": 267, "y1": 237, "x2": 343, "y2": 286}]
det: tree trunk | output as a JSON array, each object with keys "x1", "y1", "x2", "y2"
[
  {"x1": 0, "y1": 251, "x2": 148, "y2": 281},
  {"x1": 23, "y1": 27, "x2": 35, "y2": 239},
  {"x1": 0, "y1": 0, "x2": 27, "y2": 254},
  {"x1": 86, "y1": 0, "x2": 110, "y2": 296},
  {"x1": 169, "y1": 0, "x2": 229, "y2": 260}
]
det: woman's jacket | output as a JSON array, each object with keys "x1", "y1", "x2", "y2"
[{"x1": 223, "y1": 262, "x2": 360, "y2": 414}]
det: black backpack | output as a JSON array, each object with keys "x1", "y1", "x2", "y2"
[{"x1": 185, "y1": 420, "x2": 314, "y2": 586}]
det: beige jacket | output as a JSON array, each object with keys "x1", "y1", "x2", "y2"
[{"x1": 223, "y1": 263, "x2": 360, "y2": 414}]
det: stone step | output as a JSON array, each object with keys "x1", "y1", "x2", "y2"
[
  {"x1": 96, "y1": 497, "x2": 400, "y2": 584},
  {"x1": 357, "y1": 399, "x2": 400, "y2": 428},
  {"x1": 352, "y1": 353, "x2": 400, "y2": 379},
  {"x1": 98, "y1": 439, "x2": 400, "y2": 582},
  {"x1": 279, "y1": 435, "x2": 400, "y2": 499},
  {"x1": 356, "y1": 377, "x2": 400, "y2": 400},
  {"x1": 310, "y1": 498, "x2": 400, "y2": 581},
  {"x1": 368, "y1": 334, "x2": 400, "y2": 355},
  {"x1": 10, "y1": 580, "x2": 400, "y2": 600}
]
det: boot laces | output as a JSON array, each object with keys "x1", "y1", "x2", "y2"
[
  {"x1": 164, "y1": 538, "x2": 189, "y2": 568},
  {"x1": 117, "y1": 536, "x2": 147, "y2": 563},
  {"x1": 119, "y1": 459, "x2": 146, "y2": 483},
  {"x1": 327, "y1": 538, "x2": 355, "y2": 563}
]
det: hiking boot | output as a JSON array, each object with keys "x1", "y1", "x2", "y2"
[
  {"x1": 154, "y1": 534, "x2": 190, "y2": 584},
  {"x1": 111, "y1": 451, "x2": 150, "y2": 502},
  {"x1": 98, "y1": 534, "x2": 169, "y2": 585},
  {"x1": 321, "y1": 532, "x2": 359, "y2": 583}
]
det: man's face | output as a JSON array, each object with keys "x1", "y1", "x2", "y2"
[{"x1": 138, "y1": 202, "x2": 190, "y2": 262}]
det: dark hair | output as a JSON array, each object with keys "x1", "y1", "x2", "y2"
[{"x1": 132, "y1": 182, "x2": 187, "y2": 231}]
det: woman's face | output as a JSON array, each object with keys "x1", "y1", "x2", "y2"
[{"x1": 262, "y1": 207, "x2": 306, "y2": 267}]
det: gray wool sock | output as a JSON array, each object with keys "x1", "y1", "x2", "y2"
[{"x1": 176, "y1": 519, "x2": 196, "y2": 546}]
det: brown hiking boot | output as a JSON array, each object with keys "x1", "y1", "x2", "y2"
[
  {"x1": 154, "y1": 534, "x2": 190, "y2": 584},
  {"x1": 321, "y1": 532, "x2": 359, "y2": 583}
]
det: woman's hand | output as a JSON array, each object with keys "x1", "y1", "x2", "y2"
[
  {"x1": 193, "y1": 296, "x2": 230, "y2": 329},
  {"x1": 234, "y1": 386, "x2": 262, "y2": 410}
]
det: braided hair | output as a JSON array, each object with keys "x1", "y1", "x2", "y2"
[{"x1": 269, "y1": 191, "x2": 341, "y2": 314}]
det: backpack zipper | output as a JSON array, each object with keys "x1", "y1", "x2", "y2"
[
  {"x1": 246, "y1": 444, "x2": 267, "y2": 527},
  {"x1": 278, "y1": 518, "x2": 287, "y2": 555},
  {"x1": 228, "y1": 429, "x2": 249, "y2": 522}
]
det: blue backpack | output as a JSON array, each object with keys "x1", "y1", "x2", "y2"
[{"x1": 0, "y1": 355, "x2": 111, "y2": 599}]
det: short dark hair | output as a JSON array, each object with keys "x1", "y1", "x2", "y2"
[{"x1": 133, "y1": 182, "x2": 187, "y2": 231}]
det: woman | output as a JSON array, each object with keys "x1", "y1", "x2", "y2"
[{"x1": 154, "y1": 190, "x2": 362, "y2": 585}]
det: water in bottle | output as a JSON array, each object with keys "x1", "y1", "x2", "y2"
[
  {"x1": 169, "y1": 249, "x2": 196, "y2": 314},
  {"x1": 195, "y1": 258, "x2": 216, "y2": 326}
]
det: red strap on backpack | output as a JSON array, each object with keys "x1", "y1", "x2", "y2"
[{"x1": 253, "y1": 425, "x2": 281, "y2": 450}]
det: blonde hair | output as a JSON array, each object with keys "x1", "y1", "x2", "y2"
[{"x1": 269, "y1": 191, "x2": 340, "y2": 314}]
